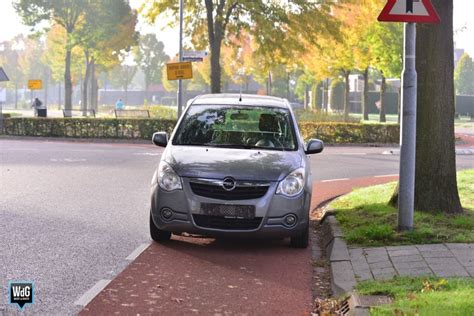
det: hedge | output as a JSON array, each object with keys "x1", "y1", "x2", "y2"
[
  {"x1": 299, "y1": 122, "x2": 399, "y2": 144},
  {"x1": 2, "y1": 118, "x2": 176, "y2": 140},
  {"x1": 2, "y1": 117, "x2": 400, "y2": 144}
]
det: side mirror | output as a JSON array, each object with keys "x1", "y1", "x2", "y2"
[
  {"x1": 305, "y1": 139, "x2": 324, "y2": 154},
  {"x1": 152, "y1": 132, "x2": 169, "y2": 147}
]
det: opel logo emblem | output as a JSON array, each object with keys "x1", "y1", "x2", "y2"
[{"x1": 222, "y1": 177, "x2": 236, "y2": 191}]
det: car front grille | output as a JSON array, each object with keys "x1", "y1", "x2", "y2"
[
  {"x1": 189, "y1": 182, "x2": 269, "y2": 200},
  {"x1": 193, "y1": 215, "x2": 262, "y2": 230}
]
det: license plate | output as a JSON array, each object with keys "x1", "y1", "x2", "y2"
[{"x1": 201, "y1": 203, "x2": 255, "y2": 219}]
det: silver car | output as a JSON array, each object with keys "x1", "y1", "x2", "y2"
[{"x1": 150, "y1": 94, "x2": 323, "y2": 248}]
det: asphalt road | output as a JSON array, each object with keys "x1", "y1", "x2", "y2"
[{"x1": 0, "y1": 139, "x2": 472, "y2": 314}]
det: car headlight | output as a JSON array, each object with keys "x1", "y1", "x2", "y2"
[
  {"x1": 276, "y1": 168, "x2": 305, "y2": 197},
  {"x1": 158, "y1": 161, "x2": 182, "y2": 191}
]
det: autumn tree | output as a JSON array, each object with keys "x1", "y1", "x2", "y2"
[
  {"x1": 109, "y1": 64, "x2": 137, "y2": 105},
  {"x1": 454, "y1": 53, "x2": 474, "y2": 95},
  {"x1": 134, "y1": 34, "x2": 170, "y2": 101},
  {"x1": 14, "y1": 0, "x2": 88, "y2": 110},
  {"x1": 142, "y1": 1, "x2": 336, "y2": 93},
  {"x1": 43, "y1": 24, "x2": 84, "y2": 107},
  {"x1": 369, "y1": 22, "x2": 403, "y2": 122},
  {"x1": 18, "y1": 36, "x2": 52, "y2": 107},
  {"x1": 0, "y1": 36, "x2": 25, "y2": 108},
  {"x1": 77, "y1": 0, "x2": 137, "y2": 111}
]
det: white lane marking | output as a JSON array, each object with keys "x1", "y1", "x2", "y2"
[
  {"x1": 126, "y1": 243, "x2": 150, "y2": 261},
  {"x1": 133, "y1": 152, "x2": 161, "y2": 156},
  {"x1": 50, "y1": 158, "x2": 87, "y2": 162},
  {"x1": 374, "y1": 174, "x2": 399, "y2": 178},
  {"x1": 74, "y1": 279, "x2": 111, "y2": 306},
  {"x1": 321, "y1": 178, "x2": 350, "y2": 183},
  {"x1": 339, "y1": 153, "x2": 368, "y2": 155}
]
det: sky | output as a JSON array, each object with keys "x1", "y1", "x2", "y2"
[{"x1": 0, "y1": 0, "x2": 473, "y2": 58}]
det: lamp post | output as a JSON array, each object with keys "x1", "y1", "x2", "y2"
[{"x1": 177, "y1": 0, "x2": 184, "y2": 118}]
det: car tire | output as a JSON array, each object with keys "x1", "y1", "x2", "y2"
[
  {"x1": 290, "y1": 223, "x2": 309, "y2": 248},
  {"x1": 150, "y1": 213, "x2": 171, "y2": 242}
]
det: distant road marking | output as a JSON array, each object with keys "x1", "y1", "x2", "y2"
[
  {"x1": 126, "y1": 243, "x2": 150, "y2": 261},
  {"x1": 321, "y1": 178, "x2": 350, "y2": 183},
  {"x1": 74, "y1": 279, "x2": 111, "y2": 306},
  {"x1": 133, "y1": 152, "x2": 161, "y2": 156},
  {"x1": 339, "y1": 153, "x2": 368, "y2": 155},
  {"x1": 374, "y1": 174, "x2": 398, "y2": 178},
  {"x1": 50, "y1": 158, "x2": 87, "y2": 162}
]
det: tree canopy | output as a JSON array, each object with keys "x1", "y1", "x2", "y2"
[
  {"x1": 454, "y1": 53, "x2": 474, "y2": 95},
  {"x1": 141, "y1": 0, "x2": 337, "y2": 93}
]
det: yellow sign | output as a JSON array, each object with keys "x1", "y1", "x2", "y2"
[
  {"x1": 166, "y1": 62, "x2": 193, "y2": 81},
  {"x1": 28, "y1": 80, "x2": 43, "y2": 90}
]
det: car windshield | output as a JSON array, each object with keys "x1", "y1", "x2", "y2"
[{"x1": 173, "y1": 105, "x2": 297, "y2": 151}]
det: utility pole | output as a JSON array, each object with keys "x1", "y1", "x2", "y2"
[
  {"x1": 398, "y1": 22, "x2": 417, "y2": 231},
  {"x1": 177, "y1": 0, "x2": 184, "y2": 118}
]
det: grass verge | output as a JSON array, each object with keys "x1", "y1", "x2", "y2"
[
  {"x1": 356, "y1": 277, "x2": 474, "y2": 316},
  {"x1": 330, "y1": 169, "x2": 474, "y2": 247}
]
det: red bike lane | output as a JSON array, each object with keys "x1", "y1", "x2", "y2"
[{"x1": 80, "y1": 175, "x2": 397, "y2": 315}]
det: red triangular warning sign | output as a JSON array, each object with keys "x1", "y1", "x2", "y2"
[{"x1": 378, "y1": 0, "x2": 440, "y2": 23}]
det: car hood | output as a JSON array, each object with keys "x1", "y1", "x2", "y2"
[{"x1": 164, "y1": 146, "x2": 302, "y2": 181}]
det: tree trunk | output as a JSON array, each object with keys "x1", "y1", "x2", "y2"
[
  {"x1": 311, "y1": 82, "x2": 317, "y2": 110},
  {"x1": 58, "y1": 82, "x2": 61, "y2": 107},
  {"x1": 44, "y1": 72, "x2": 48, "y2": 109},
  {"x1": 304, "y1": 85, "x2": 310, "y2": 109},
  {"x1": 82, "y1": 52, "x2": 91, "y2": 115},
  {"x1": 343, "y1": 71, "x2": 350, "y2": 121},
  {"x1": 287, "y1": 72, "x2": 290, "y2": 100},
  {"x1": 267, "y1": 71, "x2": 272, "y2": 95},
  {"x1": 209, "y1": 42, "x2": 221, "y2": 93},
  {"x1": 64, "y1": 48, "x2": 73, "y2": 111},
  {"x1": 397, "y1": 87, "x2": 401, "y2": 124},
  {"x1": 379, "y1": 74, "x2": 386, "y2": 122},
  {"x1": 15, "y1": 84, "x2": 18, "y2": 109},
  {"x1": 362, "y1": 67, "x2": 369, "y2": 120},
  {"x1": 89, "y1": 60, "x2": 98, "y2": 112},
  {"x1": 389, "y1": 0, "x2": 462, "y2": 214},
  {"x1": 414, "y1": 0, "x2": 462, "y2": 214}
]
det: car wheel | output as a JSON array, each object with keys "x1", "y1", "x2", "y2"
[
  {"x1": 290, "y1": 223, "x2": 309, "y2": 248},
  {"x1": 150, "y1": 212, "x2": 171, "y2": 242}
]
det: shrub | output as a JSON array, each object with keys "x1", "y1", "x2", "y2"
[
  {"x1": 293, "y1": 109, "x2": 360, "y2": 123},
  {"x1": 145, "y1": 105, "x2": 177, "y2": 119},
  {"x1": 2, "y1": 117, "x2": 400, "y2": 144}
]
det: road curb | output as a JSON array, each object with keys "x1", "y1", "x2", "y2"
[
  {"x1": 321, "y1": 214, "x2": 357, "y2": 297},
  {"x1": 382, "y1": 148, "x2": 474, "y2": 155}
]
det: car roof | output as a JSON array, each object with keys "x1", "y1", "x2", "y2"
[{"x1": 191, "y1": 94, "x2": 289, "y2": 109}]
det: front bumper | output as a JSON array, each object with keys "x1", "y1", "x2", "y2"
[{"x1": 150, "y1": 178, "x2": 311, "y2": 238}]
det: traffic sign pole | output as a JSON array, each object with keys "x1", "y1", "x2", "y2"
[
  {"x1": 398, "y1": 22, "x2": 417, "y2": 231},
  {"x1": 177, "y1": 0, "x2": 184, "y2": 118}
]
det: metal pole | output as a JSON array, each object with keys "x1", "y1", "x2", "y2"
[
  {"x1": 398, "y1": 22, "x2": 417, "y2": 231},
  {"x1": 177, "y1": 0, "x2": 184, "y2": 118}
]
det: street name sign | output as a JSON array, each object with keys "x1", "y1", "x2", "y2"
[
  {"x1": 183, "y1": 50, "x2": 208, "y2": 59},
  {"x1": 0, "y1": 67, "x2": 9, "y2": 82},
  {"x1": 182, "y1": 51, "x2": 208, "y2": 63},
  {"x1": 28, "y1": 79, "x2": 43, "y2": 90},
  {"x1": 182, "y1": 57, "x2": 204, "y2": 62},
  {"x1": 167, "y1": 62, "x2": 193, "y2": 81},
  {"x1": 378, "y1": 0, "x2": 440, "y2": 23}
]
